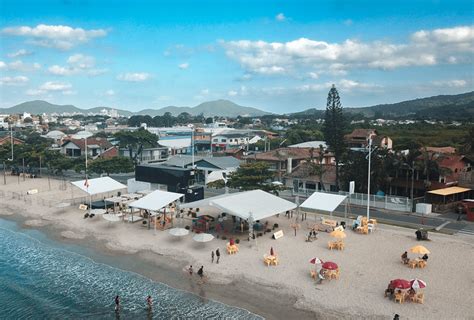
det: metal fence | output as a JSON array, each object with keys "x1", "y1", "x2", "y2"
[{"x1": 293, "y1": 188, "x2": 413, "y2": 212}]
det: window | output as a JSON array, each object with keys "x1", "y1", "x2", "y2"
[
  {"x1": 213, "y1": 139, "x2": 218, "y2": 142},
  {"x1": 221, "y1": 139, "x2": 227, "y2": 142}
]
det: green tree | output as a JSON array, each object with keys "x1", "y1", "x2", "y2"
[
  {"x1": 113, "y1": 128, "x2": 159, "y2": 163},
  {"x1": 205, "y1": 117, "x2": 214, "y2": 124},
  {"x1": 89, "y1": 157, "x2": 134, "y2": 175},
  {"x1": 227, "y1": 162, "x2": 276, "y2": 191},
  {"x1": 323, "y1": 85, "x2": 347, "y2": 190}
]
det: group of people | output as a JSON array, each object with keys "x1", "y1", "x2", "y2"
[
  {"x1": 113, "y1": 294, "x2": 153, "y2": 313},
  {"x1": 188, "y1": 265, "x2": 205, "y2": 280},
  {"x1": 211, "y1": 248, "x2": 221, "y2": 264},
  {"x1": 401, "y1": 251, "x2": 429, "y2": 264}
]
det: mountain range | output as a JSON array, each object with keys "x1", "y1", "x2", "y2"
[
  {"x1": 2, "y1": 91, "x2": 473, "y2": 119},
  {"x1": 1, "y1": 99, "x2": 269, "y2": 118},
  {"x1": 292, "y1": 91, "x2": 474, "y2": 120}
]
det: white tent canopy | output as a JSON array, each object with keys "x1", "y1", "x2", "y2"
[
  {"x1": 300, "y1": 192, "x2": 347, "y2": 212},
  {"x1": 183, "y1": 190, "x2": 296, "y2": 221},
  {"x1": 128, "y1": 190, "x2": 184, "y2": 211},
  {"x1": 71, "y1": 177, "x2": 126, "y2": 196}
]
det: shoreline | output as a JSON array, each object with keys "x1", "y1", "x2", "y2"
[
  {"x1": 1, "y1": 177, "x2": 473, "y2": 320},
  {"x1": 1, "y1": 212, "x2": 323, "y2": 320}
]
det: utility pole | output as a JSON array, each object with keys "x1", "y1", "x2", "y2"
[
  {"x1": 39, "y1": 155, "x2": 42, "y2": 178},
  {"x1": 366, "y1": 139, "x2": 372, "y2": 221},
  {"x1": 22, "y1": 158, "x2": 25, "y2": 181},
  {"x1": 411, "y1": 161, "x2": 415, "y2": 212},
  {"x1": 3, "y1": 161, "x2": 6, "y2": 185}
]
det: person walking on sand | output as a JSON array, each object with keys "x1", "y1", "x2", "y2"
[
  {"x1": 114, "y1": 295, "x2": 120, "y2": 312},
  {"x1": 211, "y1": 250, "x2": 215, "y2": 263},
  {"x1": 188, "y1": 265, "x2": 193, "y2": 275},
  {"x1": 197, "y1": 266, "x2": 204, "y2": 279},
  {"x1": 216, "y1": 248, "x2": 220, "y2": 264},
  {"x1": 146, "y1": 295, "x2": 153, "y2": 310}
]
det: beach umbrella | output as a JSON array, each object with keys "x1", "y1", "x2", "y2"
[
  {"x1": 102, "y1": 214, "x2": 121, "y2": 222},
  {"x1": 193, "y1": 233, "x2": 214, "y2": 243},
  {"x1": 410, "y1": 278, "x2": 427, "y2": 290},
  {"x1": 322, "y1": 261, "x2": 338, "y2": 270},
  {"x1": 330, "y1": 230, "x2": 347, "y2": 239},
  {"x1": 410, "y1": 245, "x2": 430, "y2": 255},
  {"x1": 309, "y1": 257, "x2": 324, "y2": 265},
  {"x1": 169, "y1": 228, "x2": 189, "y2": 237},
  {"x1": 270, "y1": 247, "x2": 275, "y2": 256},
  {"x1": 390, "y1": 279, "x2": 411, "y2": 289}
]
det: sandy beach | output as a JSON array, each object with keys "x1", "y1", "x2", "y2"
[{"x1": 1, "y1": 176, "x2": 473, "y2": 319}]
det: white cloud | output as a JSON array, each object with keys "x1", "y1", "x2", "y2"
[
  {"x1": 8, "y1": 49, "x2": 33, "y2": 58},
  {"x1": 343, "y1": 19, "x2": 353, "y2": 26},
  {"x1": 2, "y1": 24, "x2": 107, "y2": 50},
  {"x1": 39, "y1": 81, "x2": 72, "y2": 91},
  {"x1": 228, "y1": 90, "x2": 238, "y2": 96},
  {"x1": 432, "y1": 79, "x2": 467, "y2": 87},
  {"x1": 26, "y1": 89, "x2": 45, "y2": 96},
  {"x1": 0, "y1": 76, "x2": 29, "y2": 86},
  {"x1": 201, "y1": 89, "x2": 209, "y2": 95},
  {"x1": 0, "y1": 60, "x2": 41, "y2": 72},
  {"x1": 178, "y1": 62, "x2": 189, "y2": 69},
  {"x1": 26, "y1": 81, "x2": 73, "y2": 95},
  {"x1": 275, "y1": 13, "x2": 286, "y2": 22},
  {"x1": 48, "y1": 65, "x2": 76, "y2": 76},
  {"x1": 48, "y1": 54, "x2": 106, "y2": 76},
  {"x1": 221, "y1": 25, "x2": 474, "y2": 76},
  {"x1": 117, "y1": 72, "x2": 151, "y2": 82},
  {"x1": 105, "y1": 89, "x2": 115, "y2": 96},
  {"x1": 308, "y1": 72, "x2": 319, "y2": 79}
]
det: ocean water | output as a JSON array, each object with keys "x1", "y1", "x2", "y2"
[{"x1": 0, "y1": 219, "x2": 261, "y2": 320}]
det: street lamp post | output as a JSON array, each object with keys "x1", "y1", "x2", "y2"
[{"x1": 366, "y1": 139, "x2": 372, "y2": 221}]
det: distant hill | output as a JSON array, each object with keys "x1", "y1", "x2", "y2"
[
  {"x1": 136, "y1": 100, "x2": 270, "y2": 117},
  {"x1": 1, "y1": 100, "x2": 133, "y2": 116},
  {"x1": 293, "y1": 91, "x2": 474, "y2": 120},
  {"x1": 2, "y1": 99, "x2": 269, "y2": 118}
]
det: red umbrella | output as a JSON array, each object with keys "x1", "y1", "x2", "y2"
[
  {"x1": 309, "y1": 257, "x2": 324, "y2": 265},
  {"x1": 410, "y1": 278, "x2": 426, "y2": 289},
  {"x1": 390, "y1": 279, "x2": 411, "y2": 289},
  {"x1": 322, "y1": 261, "x2": 338, "y2": 270},
  {"x1": 270, "y1": 247, "x2": 274, "y2": 256}
]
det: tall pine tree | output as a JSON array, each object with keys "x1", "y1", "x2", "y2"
[{"x1": 323, "y1": 85, "x2": 347, "y2": 191}]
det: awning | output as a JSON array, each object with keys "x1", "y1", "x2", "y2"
[
  {"x1": 300, "y1": 192, "x2": 347, "y2": 212},
  {"x1": 128, "y1": 190, "x2": 184, "y2": 211},
  {"x1": 71, "y1": 177, "x2": 126, "y2": 196},
  {"x1": 427, "y1": 186, "x2": 471, "y2": 196},
  {"x1": 210, "y1": 190, "x2": 296, "y2": 221}
]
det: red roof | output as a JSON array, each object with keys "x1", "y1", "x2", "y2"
[
  {"x1": 249, "y1": 147, "x2": 321, "y2": 161},
  {"x1": 63, "y1": 137, "x2": 113, "y2": 151},
  {"x1": 99, "y1": 146, "x2": 118, "y2": 159},
  {"x1": 0, "y1": 136, "x2": 24, "y2": 145}
]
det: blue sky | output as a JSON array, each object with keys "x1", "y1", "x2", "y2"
[{"x1": 0, "y1": 0, "x2": 472, "y2": 113}]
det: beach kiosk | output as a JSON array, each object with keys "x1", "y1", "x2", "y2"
[
  {"x1": 71, "y1": 177, "x2": 127, "y2": 215},
  {"x1": 182, "y1": 190, "x2": 297, "y2": 243},
  {"x1": 300, "y1": 192, "x2": 348, "y2": 232},
  {"x1": 128, "y1": 190, "x2": 184, "y2": 231}
]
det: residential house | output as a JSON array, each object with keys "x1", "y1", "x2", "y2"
[
  {"x1": 345, "y1": 129, "x2": 392, "y2": 150},
  {"x1": 0, "y1": 136, "x2": 24, "y2": 146},
  {"x1": 285, "y1": 163, "x2": 337, "y2": 193},
  {"x1": 61, "y1": 137, "x2": 113, "y2": 158},
  {"x1": 160, "y1": 155, "x2": 241, "y2": 184},
  {"x1": 211, "y1": 129, "x2": 268, "y2": 152},
  {"x1": 119, "y1": 146, "x2": 169, "y2": 164},
  {"x1": 389, "y1": 151, "x2": 473, "y2": 198},
  {"x1": 245, "y1": 147, "x2": 334, "y2": 181}
]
